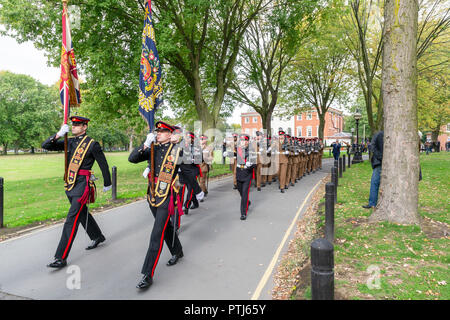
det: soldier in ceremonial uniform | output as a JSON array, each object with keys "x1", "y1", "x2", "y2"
[
  {"x1": 128, "y1": 121, "x2": 188, "y2": 290},
  {"x1": 180, "y1": 131, "x2": 204, "y2": 213},
  {"x1": 277, "y1": 130, "x2": 289, "y2": 193},
  {"x1": 43, "y1": 116, "x2": 112, "y2": 269},
  {"x1": 199, "y1": 134, "x2": 213, "y2": 199},
  {"x1": 235, "y1": 134, "x2": 256, "y2": 220},
  {"x1": 318, "y1": 138, "x2": 324, "y2": 170},
  {"x1": 254, "y1": 131, "x2": 264, "y2": 191}
]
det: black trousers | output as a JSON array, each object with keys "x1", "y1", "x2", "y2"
[
  {"x1": 141, "y1": 198, "x2": 183, "y2": 278},
  {"x1": 182, "y1": 172, "x2": 201, "y2": 209},
  {"x1": 237, "y1": 177, "x2": 252, "y2": 217},
  {"x1": 55, "y1": 194, "x2": 102, "y2": 260}
]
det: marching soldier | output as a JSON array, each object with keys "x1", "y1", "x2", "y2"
[
  {"x1": 231, "y1": 133, "x2": 238, "y2": 189},
  {"x1": 180, "y1": 131, "x2": 204, "y2": 213},
  {"x1": 43, "y1": 116, "x2": 112, "y2": 269},
  {"x1": 199, "y1": 134, "x2": 213, "y2": 199},
  {"x1": 235, "y1": 133, "x2": 256, "y2": 220},
  {"x1": 277, "y1": 130, "x2": 289, "y2": 193},
  {"x1": 254, "y1": 131, "x2": 264, "y2": 191},
  {"x1": 128, "y1": 121, "x2": 188, "y2": 290},
  {"x1": 318, "y1": 138, "x2": 324, "y2": 170}
]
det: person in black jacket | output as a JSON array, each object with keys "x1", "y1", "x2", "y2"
[
  {"x1": 363, "y1": 131, "x2": 383, "y2": 209},
  {"x1": 42, "y1": 116, "x2": 112, "y2": 269},
  {"x1": 235, "y1": 133, "x2": 256, "y2": 220},
  {"x1": 128, "y1": 121, "x2": 190, "y2": 290}
]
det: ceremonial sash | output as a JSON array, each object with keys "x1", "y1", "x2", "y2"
[
  {"x1": 148, "y1": 143, "x2": 181, "y2": 207},
  {"x1": 65, "y1": 136, "x2": 94, "y2": 191}
]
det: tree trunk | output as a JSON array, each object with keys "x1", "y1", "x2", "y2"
[
  {"x1": 128, "y1": 134, "x2": 133, "y2": 152},
  {"x1": 370, "y1": 0, "x2": 420, "y2": 225},
  {"x1": 318, "y1": 113, "x2": 326, "y2": 141}
]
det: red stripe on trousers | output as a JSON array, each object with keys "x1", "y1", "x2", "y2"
[
  {"x1": 151, "y1": 211, "x2": 171, "y2": 277},
  {"x1": 62, "y1": 203, "x2": 85, "y2": 260}
]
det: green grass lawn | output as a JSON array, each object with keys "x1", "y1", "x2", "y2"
[
  {"x1": 0, "y1": 151, "x2": 231, "y2": 228},
  {"x1": 328, "y1": 152, "x2": 449, "y2": 300}
]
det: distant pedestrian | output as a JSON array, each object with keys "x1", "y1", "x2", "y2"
[
  {"x1": 363, "y1": 131, "x2": 383, "y2": 209},
  {"x1": 331, "y1": 140, "x2": 341, "y2": 161}
]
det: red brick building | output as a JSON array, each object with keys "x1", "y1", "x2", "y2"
[{"x1": 240, "y1": 108, "x2": 345, "y2": 144}]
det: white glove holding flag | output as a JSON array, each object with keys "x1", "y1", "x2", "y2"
[
  {"x1": 142, "y1": 167, "x2": 150, "y2": 178},
  {"x1": 56, "y1": 124, "x2": 69, "y2": 138},
  {"x1": 144, "y1": 132, "x2": 156, "y2": 148}
]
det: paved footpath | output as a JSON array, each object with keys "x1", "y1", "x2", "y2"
[{"x1": 0, "y1": 159, "x2": 335, "y2": 300}]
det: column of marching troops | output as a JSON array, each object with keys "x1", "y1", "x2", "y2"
[{"x1": 41, "y1": 118, "x2": 324, "y2": 290}]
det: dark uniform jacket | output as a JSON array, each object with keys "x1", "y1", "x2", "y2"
[
  {"x1": 236, "y1": 146, "x2": 256, "y2": 181},
  {"x1": 370, "y1": 131, "x2": 384, "y2": 169},
  {"x1": 41, "y1": 133, "x2": 111, "y2": 196}
]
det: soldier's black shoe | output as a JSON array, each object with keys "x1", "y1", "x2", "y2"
[
  {"x1": 167, "y1": 251, "x2": 184, "y2": 266},
  {"x1": 290, "y1": 183, "x2": 295, "y2": 187},
  {"x1": 47, "y1": 259, "x2": 67, "y2": 269},
  {"x1": 362, "y1": 205, "x2": 374, "y2": 209},
  {"x1": 268, "y1": 182, "x2": 272, "y2": 185},
  {"x1": 233, "y1": 185, "x2": 237, "y2": 190},
  {"x1": 190, "y1": 203, "x2": 199, "y2": 209},
  {"x1": 86, "y1": 235, "x2": 105, "y2": 250},
  {"x1": 257, "y1": 187, "x2": 261, "y2": 191},
  {"x1": 204, "y1": 191, "x2": 208, "y2": 197},
  {"x1": 262, "y1": 183, "x2": 266, "y2": 187},
  {"x1": 240, "y1": 215, "x2": 247, "y2": 220},
  {"x1": 136, "y1": 275, "x2": 153, "y2": 289},
  {"x1": 280, "y1": 189, "x2": 285, "y2": 193}
]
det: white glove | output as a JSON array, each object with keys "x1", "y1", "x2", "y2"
[
  {"x1": 196, "y1": 191, "x2": 205, "y2": 201},
  {"x1": 142, "y1": 167, "x2": 150, "y2": 178},
  {"x1": 57, "y1": 124, "x2": 69, "y2": 137},
  {"x1": 103, "y1": 185, "x2": 112, "y2": 192},
  {"x1": 284, "y1": 151, "x2": 289, "y2": 155},
  {"x1": 223, "y1": 151, "x2": 228, "y2": 157},
  {"x1": 245, "y1": 162, "x2": 252, "y2": 168},
  {"x1": 144, "y1": 132, "x2": 156, "y2": 147}
]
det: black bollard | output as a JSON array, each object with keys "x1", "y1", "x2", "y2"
[
  {"x1": 339, "y1": 157, "x2": 343, "y2": 178},
  {"x1": 0, "y1": 177, "x2": 3, "y2": 228},
  {"x1": 334, "y1": 159, "x2": 338, "y2": 171},
  {"x1": 311, "y1": 238, "x2": 334, "y2": 300},
  {"x1": 112, "y1": 166, "x2": 117, "y2": 200},
  {"x1": 325, "y1": 182, "x2": 335, "y2": 243},
  {"x1": 348, "y1": 153, "x2": 351, "y2": 168},
  {"x1": 331, "y1": 167, "x2": 337, "y2": 203},
  {"x1": 342, "y1": 155, "x2": 346, "y2": 172}
]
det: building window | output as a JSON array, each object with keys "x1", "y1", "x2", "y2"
[
  {"x1": 297, "y1": 114, "x2": 302, "y2": 121},
  {"x1": 252, "y1": 128, "x2": 257, "y2": 136},
  {"x1": 297, "y1": 127, "x2": 302, "y2": 136},
  {"x1": 316, "y1": 126, "x2": 319, "y2": 137},
  {"x1": 307, "y1": 126, "x2": 312, "y2": 137},
  {"x1": 253, "y1": 116, "x2": 258, "y2": 123},
  {"x1": 307, "y1": 113, "x2": 312, "y2": 120},
  {"x1": 245, "y1": 117, "x2": 249, "y2": 123}
]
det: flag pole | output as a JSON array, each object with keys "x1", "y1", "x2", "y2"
[{"x1": 62, "y1": 0, "x2": 69, "y2": 183}]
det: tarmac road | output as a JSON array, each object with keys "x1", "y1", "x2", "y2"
[{"x1": 0, "y1": 158, "x2": 335, "y2": 300}]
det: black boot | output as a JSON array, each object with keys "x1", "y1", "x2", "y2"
[
  {"x1": 86, "y1": 235, "x2": 106, "y2": 250},
  {"x1": 136, "y1": 275, "x2": 153, "y2": 289},
  {"x1": 167, "y1": 251, "x2": 184, "y2": 266},
  {"x1": 47, "y1": 258, "x2": 67, "y2": 269}
]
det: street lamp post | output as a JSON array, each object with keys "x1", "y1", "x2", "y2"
[{"x1": 352, "y1": 108, "x2": 363, "y2": 164}]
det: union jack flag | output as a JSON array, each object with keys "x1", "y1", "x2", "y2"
[
  {"x1": 139, "y1": 0, "x2": 163, "y2": 131},
  {"x1": 60, "y1": 3, "x2": 81, "y2": 124}
]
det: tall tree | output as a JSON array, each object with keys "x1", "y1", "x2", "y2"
[
  {"x1": 0, "y1": 71, "x2": 60, "y2": 153},
  {"x1": 369, "y1": 0, "x2": 420, "y2": 225},
  {"x1": 228, "y1": 0, "x2": 319, "y2": 136},
  {"x1": 282, "y1": 1, "x2": 353, "y2": 140},
  {"x1": 155, "y1": 0, "x2": 269, "y2": 130}
]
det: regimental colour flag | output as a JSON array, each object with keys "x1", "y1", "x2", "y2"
[
  {"x1": 139, "y1": 0, "x2": 163, "y2": 131},
  {"x1": 60, "y1": 3, "x2": 81, "y2": 124}
]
